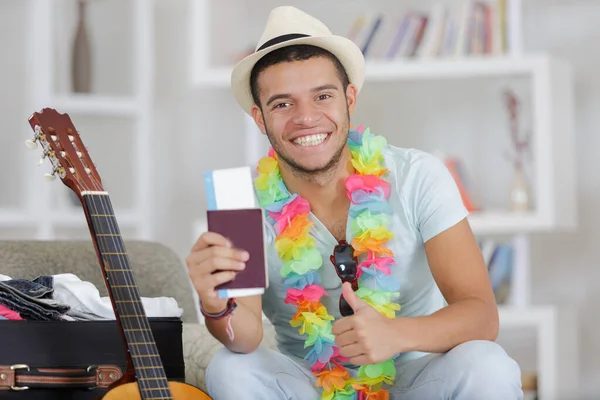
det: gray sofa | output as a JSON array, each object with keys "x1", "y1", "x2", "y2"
[{"x1": 0, "y1": 240, "x2": 278, "y2": 394}]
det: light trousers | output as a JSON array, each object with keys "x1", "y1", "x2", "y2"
[{"x1": 206, "y1": 340, "x2": 523, "y2": 400}]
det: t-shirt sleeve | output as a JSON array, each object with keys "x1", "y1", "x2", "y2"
[{"x1": 404, "y1": 150, "x2": 469, "y2": 243}]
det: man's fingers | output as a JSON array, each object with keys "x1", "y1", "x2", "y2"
[
  {"x1": 191, "y1": 270, "x2": 237, "y2": 300},
  {"x1": 339, "y1": 343, "x2": 364, "y2": 359},
  {"x1": 331, "y1": 316, "x2": 355, "y2": 336},
  {"x1": 348, "y1": 354, "x2": 372, "y2": 366},
  {"x1": 207, "y1": 256, "x2": 246, "y2": 273},
  {"x1": 191, "y1": 231, "x2": 232, "y2": 252},
  {"x1": 189, "y1": 257, "x2": 246, "y2": 281},
  {"x1": 334, "y1": 330, "x2": 358, "y2": 348},
  {"x1": 186, "y1": 246, "x2": 249, "y2": 271},
  {"x1": 209, "y1": 271, "x2": 237, "y2": 289},
  {"x1": 186, "y1": 232, "x2": 250, "y2": 302}
]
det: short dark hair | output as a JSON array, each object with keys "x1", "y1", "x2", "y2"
[{"x1": 249, "y1": 44, "x2": 350, "y2": 109}]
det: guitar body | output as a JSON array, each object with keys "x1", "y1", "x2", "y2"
[{"x1": 101, "y1": 381, "x2": 212, "y2": 399}]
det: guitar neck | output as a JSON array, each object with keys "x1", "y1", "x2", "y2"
[{"x1": 82, "y1": 191, "x2": 173, "y2": 399}]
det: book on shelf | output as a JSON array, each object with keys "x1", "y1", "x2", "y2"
[
  {"x1": 445, "y1": 156, "x2": 479, "y2": 213},
  {"x1": 478, "y1": 238, "x2": 515, "y2": 305},
  {"x1": 435, "y1": 151, "x2": 479, "y2": 213},
  {"x1": 346, "y1": 0, "x2": 510, "y2": 60}
]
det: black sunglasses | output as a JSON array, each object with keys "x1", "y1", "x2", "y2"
[{"x1": 330, "y1": 240, "x2": 358, "y2": 317}]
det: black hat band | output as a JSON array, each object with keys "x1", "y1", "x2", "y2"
[{"x1": 257, "y1": 33, "x2": 310, "y2": 51}]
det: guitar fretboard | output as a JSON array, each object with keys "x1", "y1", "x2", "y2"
[{"x1": 83, "y1": 193, "x2": 173, "y2": 400}]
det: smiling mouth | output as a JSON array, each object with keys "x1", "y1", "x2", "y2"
[{"x1": 292, "y1": 133, "x2": 330, "y2": 147}]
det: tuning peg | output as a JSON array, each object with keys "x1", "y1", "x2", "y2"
[
  {"x1": 25, "y1": 139, "x2": 38, "y2": 149},
  {"x1": 68, "y1": 135, "x2": 74, "y2": 142},
  {"x1": 38, "y1": 150, "x2": 55, "y2": 166},
  {"x1": 57, "y1": 151, "x2": 82, "y2": 158},
  {"x1": 44, "y1": 173, "x2": 56, "y2": 181},
  {"x1": 85, "y1": 168, "x2": 91, "y2": 174}
]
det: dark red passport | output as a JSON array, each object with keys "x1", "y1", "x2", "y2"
[{"x1": 207, "y1": 208, "x2": 268, "y2": 298}]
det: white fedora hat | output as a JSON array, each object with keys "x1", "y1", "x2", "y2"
[{"x1": 230, "y1": 6, "x2": 365, "y2": 115}]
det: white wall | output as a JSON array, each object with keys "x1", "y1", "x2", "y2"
[
  {"x1": 523, "y1": 1, "x2": 600, "y2": 397},
  {"x1": 0, "y1": 1, "x2": 31, "y2": 211},
  {"x1": 1, "y1": 0, "x2": 598, "y2": 397}
]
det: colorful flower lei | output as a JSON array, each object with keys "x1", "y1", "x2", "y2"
[{"x1": 253, "y1": 125, "x2": 401, "y2": 400}]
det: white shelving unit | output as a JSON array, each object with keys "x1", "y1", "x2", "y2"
[
  {"x1": 49, "y1": 94, "x2": 141, "y2": 117},
  {"x1": 186, "y1": 1, "x2": 578, "y2": 399},
  {"x1": 195, "y1": 53, "x2": 562, "y2": 85},
  {"x1": 0, "y1": 0, "x2": 155, "y2": 240},
  {"x1": 498, "y1": 305, "x2": 580, "y2": 400}
]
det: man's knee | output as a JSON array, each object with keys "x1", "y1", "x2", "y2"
[
  {"x1": 447, "y1": 340, "x2": 523, "y2": 397},
  {"x1": 205, "y1": 346, "x2": 318, "y2": 400},
  {"x1": 205, "y1": 347, "x2": 262, "y2": 393},
  {"x1": 448, "y1": 340, "x2": 520, "y2": 375}
]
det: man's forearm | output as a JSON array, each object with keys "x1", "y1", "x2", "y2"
[
  {"x1": 205, "y1": 302, "x2": 263, "y2": 354},
  {"x1": 397, "y1": 297, "x2": 499, "y2": 354}
]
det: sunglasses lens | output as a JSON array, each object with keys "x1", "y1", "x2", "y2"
[
  {"x1": 334, "y1": 246, "x2": 357, "y2": 281},
  {"x1": 339, "y1": 295, "x2": 354, "y2": 317}
]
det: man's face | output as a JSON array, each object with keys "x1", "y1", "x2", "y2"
[{"x1": 251, "y1": 56, "x2": 357, "y2": 175}]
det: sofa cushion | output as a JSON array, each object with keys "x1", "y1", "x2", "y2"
[{"x1": 0, "y1": 240, "x2": 199, "y2": 323}]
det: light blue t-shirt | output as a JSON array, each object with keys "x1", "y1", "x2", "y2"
[{"x1": 258, "y1": 144, "x2": 469, "y2": 366}]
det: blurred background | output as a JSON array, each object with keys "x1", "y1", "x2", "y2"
[{"x1": 1, "y1": 0, "x2": 597, "y2": 398}]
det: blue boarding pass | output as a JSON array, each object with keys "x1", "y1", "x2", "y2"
[{"x1": 203, "y1": 166, "x2": 257, "y2": 211}]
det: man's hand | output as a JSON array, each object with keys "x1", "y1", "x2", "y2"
[
  {"x1": 186, "y1": 231, "x2": 248, "y2": 313},
  {"x1": 331, "y1": 282, "x2": 401, "y2": 365}
]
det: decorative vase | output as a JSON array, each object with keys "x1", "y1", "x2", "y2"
[
  {"x1": 510, "y1": 165, "x2": 531, "y2": 212},
  {"x1": 72, "y1": 0, "x2": 91, "y2": 93}
]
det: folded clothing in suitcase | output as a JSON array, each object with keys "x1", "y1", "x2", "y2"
[{"x1": 0, "y1": 317, "x2": 184, "y2": 399}]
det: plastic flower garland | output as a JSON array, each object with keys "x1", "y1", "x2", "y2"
[{"x1": 254, "y1": 125, "x2": 401, "y2": 400}]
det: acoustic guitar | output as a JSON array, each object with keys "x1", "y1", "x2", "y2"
[{"x1": 27, "y1": 108, "x2": 211, "y2": 400}]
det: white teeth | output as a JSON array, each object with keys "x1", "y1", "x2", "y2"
[{"x1": 293, "y1": 133, "x2": 328, "y2": 146}]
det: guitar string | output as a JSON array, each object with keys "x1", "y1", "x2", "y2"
[
  {"x1": 62, "y1": 139, "x2": 171, "y2": 399},
  {"x1": 51, "y1": 130, "x2": 171, "y2": 399},
  {"x1": 66, "y1": 141, "x2": 163, "y2": 396},
  {"x1": 93, "y1": 193, "x2": 171, "y2": 399}
]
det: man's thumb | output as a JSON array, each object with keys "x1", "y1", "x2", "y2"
[{"x1": 342, "y1": 282, "x2": 366, "y2": 312}]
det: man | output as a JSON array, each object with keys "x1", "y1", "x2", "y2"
[{"x1": 187, "y1": 6, "x2": 523, "y2": 400}]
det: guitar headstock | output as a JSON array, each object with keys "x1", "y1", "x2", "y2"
[{"x1": 27, "y1": 108, "x2": 104, "y2": 196}]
